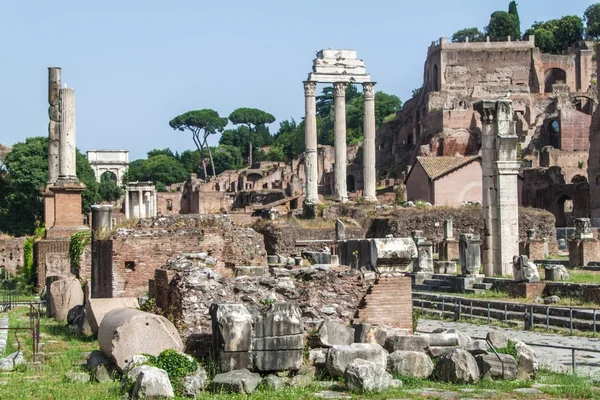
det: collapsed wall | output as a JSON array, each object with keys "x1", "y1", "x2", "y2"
[
  {"x1": 0, "y1": 237, "x2": 25, "y2": 275},
  {"x1": 366, "y1": 206, "x2": 556, "y2": 245},
  {"x1": 154, "y1": 260, "x2": 371, "y2": 357},
  {"x1": 92, "y1": 215, "x2": 267, "y2": 298}
]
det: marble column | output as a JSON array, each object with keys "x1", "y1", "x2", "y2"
[
  {"x1": 58, "y1": 88, "x2": 78, "y2": 181},
  {"x1": 47, "y1": 67, "x2": 61, "y2": 184},
  {"x1": 362, "y1": 82, "x2": 377, "y2": 202},
  {"x1": 124, "y1": 189, "x2": 130, "y2": 219},
  {"x1": 479, "y1": 103, "x2": 495, "y2": 278},
  {"x1": 333, "y1": 82, "x2": 348, "y2": 202},
  {"x1": 303, "y1": 81, "x2": 319, "y2": 203}
]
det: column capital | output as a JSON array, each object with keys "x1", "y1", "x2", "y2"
[
  {"x1": 362, "y1": 82, "x2": 376, "y2": 98},
  {"x1": 333, "y1": 82, "x2": 348, "y2": 97},
  {"x1": 303, "y1": 81, "x2": 317, "y2": 97}
]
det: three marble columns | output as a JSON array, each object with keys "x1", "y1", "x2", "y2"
[{"x1": 303, "y1": 81, "x2": 377, "y2": 203}]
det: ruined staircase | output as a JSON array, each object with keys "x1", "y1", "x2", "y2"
[
  {"x1": 354, "y1": 276, "x2": 413, "y2": 332},
  {"x1": 412, "y1": 274, "x2": 489, "y2": 294}
]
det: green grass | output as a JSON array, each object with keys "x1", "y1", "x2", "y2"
[
  {"x1": 1, "y1": 307, "x2": 598, "y2": 399},
  {"x1": 566, "y1": 270, "x2": 600, "y2": 285}
]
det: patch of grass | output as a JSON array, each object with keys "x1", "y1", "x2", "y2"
[{"x1": 567, "y1": 270, "x2": 600, "y2": 284}]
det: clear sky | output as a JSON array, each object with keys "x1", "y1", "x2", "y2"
[{"x1": 1, "y1": 0, "x2": 596, "y2": 160}]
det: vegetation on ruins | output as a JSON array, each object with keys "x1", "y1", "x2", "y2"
[
  {"x1": 585, "y1": 3, "x2": 600, "y2": 39},
  {"x1": 228, "y1": 107, "x2": 276, "y2": 167},
  {"x1": 451, "y1": 28, "x2": 485, "y2": 43},
  {"x1": 98, "y1": 172, "x2": 123, "y2": 203},
  {"x1": 69, "y1": 231, "x2": 91, "y2": 275},
  {"x1": 169, "y1": 109, "x2": 228, "y2": 179},
  {"x1": 0, "y1": 137, "x2": 99, "y2": 236},
  {"x1": 451, "y1": 1, "x2": 593, "y2": 55}
]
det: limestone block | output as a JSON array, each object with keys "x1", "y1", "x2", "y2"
[
  {"x1": 131, "y1": 365, "x2": 175, "y2": 399},
  {"x1": 254, "y1": 302, "x2": 302, "y2": 337},
  {"x1": 476, "y1": 353, "x2": 517, "y2": 380},
  {"x1": 233, "y1": 266, "x2": 265, "y2": 277},
  {"x1": 344, "y1": 358, "x2": 397, "y2": 393},
  {"x1": 338, "y1": 238, "x2": 417, "y2": 272},
  {"x1": 309, "y1": 348, "x2": 327, "y2": 367},
  {"x1": 326, "y1": 343, "x2": 388, "y2": 378},
  {"x1": 543, "y1": 264, "x2": 569, "y2": 281},
  {"x1": 312, "y1": 320, "x2": 355, "y2": 348},
  {"x1": 515, "y1": 340, "x2": 537, "y2": 379},
  {"x1": 182, "y1": 367, "x2": 208, "y2": 397},
  {"x1": 512, "y1": 255, "x2": 540, "y2": 283},
  {"x1": 254, "y1": 349, "x2": 303, "y2": 372},
  {"x1": 98, "y1": 308, "x2": 183, "y2": 372},
  {"x1": 49, "y1": 278, "x2": 84, "y2": 321},
  {"x1": 434, "y1": 261, "x2": 457, "y2": 274},
  {"x1": 435, "y1": 349, "x2": 480, "y2": 384},
  {"x1": 211, "y1": 304, "x2": 253, "y2": 352},
  {"x1": 353, "y1": 323, "x2": 386, "y2": 346},
  {"x1": 302, "y1": 251, "x2": 332, "y2": 265},
  {"x1": 210, "y1": 369, "x2": 261, "y2": 394},
  {"x1": 421, "y1": 333, "x2": 459, "y2": 347},
  {"x1": 0, "y1": 351, "x2": 24, "y2": 371},
  {"x1": 384, "y1": 335, "x2": 429, "y2": 353},
  {"x1": 85, "y1": 297, "x2": 140, "y2": 335},
  {"x1": 486, "y1": 331, "x2": 508, "y2": 349},
  {"x1": 387, "y1": 350, "x2": 434, "y2": 378}
]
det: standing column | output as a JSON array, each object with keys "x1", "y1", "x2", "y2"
[
  {"x1": 362, "y1": 82, "x2": 377, "y2": 202},
  {"x1": 303, "y1": 81, "x2": 319, "y2": 203},
  {"x1": 124, "y1": 188, "x2": 130, "y2": 219},
  {"x1": 476, "y1": 101, "x2": 496, "y2": 277},
  {"x1": 494, "y1": 100, "x2": 521, "y2": 276},
  {"x1": 58, "y1": 88, "x2": 78, "y2": 181},
  {"x1": 48, "y1": 67, "x2": 61, "y2": 184},
  {"x1": 333, "y1": 82, "x2": 348, "y2": 202}
]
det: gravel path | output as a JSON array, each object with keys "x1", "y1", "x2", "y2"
[{"x1": 419, "y1": 318, "x2": 600, "y2": 378}]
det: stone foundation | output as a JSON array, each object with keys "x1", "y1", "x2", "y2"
[
  {"x1": 440, "y1": 240, "x2": 459, "y2": 261},
  {"x1": 569, "y1": 239, "x2": 600, "y2": 267},
  {"x1": 508, "y1": 282, "x2": 546, "y2": 299}
]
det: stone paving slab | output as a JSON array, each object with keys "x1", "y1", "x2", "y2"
[{"x1": 419, "y1": 318, "x2": 600, "y2": 378}]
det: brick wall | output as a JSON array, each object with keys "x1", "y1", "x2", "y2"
[
  {"x1": 34, "y1": 239, "x2": 91, "y2": 291},
  {"x1": 157, "y1": 192, "x2": 182, "y2": 216},
  {"x1": 354, "y1": 276, "x2": 413, "y2": 332},
  {"x1": 508, "y1": 282, "x2": 546, "y2": 299},
  {"x1": 0, "y1": 237, "x2": 25, "y2": 275},
  {"x1": 406, "y1": 163, "x2": 432, "y2": 203},
  {"x1": 560, "y1": 109, "x2": 591, "y2": 151},
  {"x1": 440, "y1": 240, "x2": 459, "y2": 261}
]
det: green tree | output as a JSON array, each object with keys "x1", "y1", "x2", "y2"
[
  {"x1": 122, "y1": 159, "x2": 146, "y2": 184},
  {"x1": 452, "y1": 27, "x2": 485, "y2": 43},
  {"x1": 169, "y1": 109, "x2": 228, "y2": 180},
  {"x1": 272, "y1": 119, "x2": 305, "y2": 160},
  {"x1": 485, "y1": 11, "x2": 520, "y2": 41},
  {"x1": 140, "y1": 154, "x2": 188, "y2": 187},
  {"x1": 178, "y1": 149, "x2": 203, "y2": 176},
  {"x1": 212, "y1": 145, "x2": 244, "y2": 175},
  {"x1": 98, "y1": 172, "x2": 123, "y2": 202},
  {"x1": 0, "y1": 137, "x2": 98, "y2": 236},
  {"x1": 228, "y1": 107, "x2": 276, "y2": 166},
  {"x1": 147, "y1": 148, "x2": 176, "y2": 159},
  {"x1": 524, "y1": 16, "x2": 583, "y2": 54},
  {"x1": 508, "y1": 1, "x2": 521, "y2": 37},
  {"x1": 585, "y1": 3, "x2": 600, "y2": 39}
]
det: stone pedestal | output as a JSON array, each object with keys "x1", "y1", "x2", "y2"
[
  {"x1": 91, "y1": 205, "x2": 113, "y2": 238},
  {"x1": 433, "y1": 261, "x2": 457, "y2": 274},
  {"x1": 440, "y1": 240, "x2": 459, "y2": 261},
  {"x1": 42, "y1": 188, "x2": 56, "y2": 229},
  {"x1": 46, "y1": 182, "x2": 88, "y2": 239},
  {"x1": 459, "y1": 234, "x2": 481, "y2": 276},
  {"x1": 522, "y1": 240, "x2": 548, "y2": 261},
  {"x1": 415, "y1": 242, "x2": 433, "y2": 272},
  {"x1": 569, "y1": 239, "x2": 600, "y2": 267},
  {"x1": 508, "y1": 282, "x2": 546, "y2": 299}
]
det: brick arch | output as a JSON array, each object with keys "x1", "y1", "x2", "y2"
[{"x1": 544, "y1": 68, "x2": 567, "y2": 93}]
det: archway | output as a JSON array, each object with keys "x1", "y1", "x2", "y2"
[
  {"x1": 544, "y1": 68, "x2": 566, "y2": 93},
  {"x1": 556, "y1": 195, "x2": 573, "y2": 227},
  {"x1": 548, "y1": 120, "x2": 560, "y2": 149},
  {"x1": 347, "y1": 175, "x2": 356, "y2": 193},
  {"x1": 100, "y1": 171, "x2": 117, "y2": 182}
]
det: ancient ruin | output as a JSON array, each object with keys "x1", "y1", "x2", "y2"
[
  {"x1": 304, "y1": 49, "x2": 377, "y2": 203},
  {"x1": 86, "y1": 149, "x2": 129, "y2": 184}
]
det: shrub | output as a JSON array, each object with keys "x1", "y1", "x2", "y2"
[{"x1": 146, "y1": 349, "x2": 199, "y2": 395}]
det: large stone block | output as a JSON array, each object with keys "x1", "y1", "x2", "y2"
[
  {"x1": 513, "y1": 255, "x2": 540, "y2": 283},
  {"x1": 476, "y1": 353, "x2": 517, "y2": 380},
  {"x1": 210, "y1": 369, "x2": 261, "y2": 394},
  {"x1": 387, "y1": 350, "x2": 434, "y2": 379},
  {"x1": 49, "y1": 277, "x2": 84, "y2": 321},
  {"x1": 311, "y1": 320, "x2": 354, "y2": 348},
  {"x1": 338, "y1": 238, "x2": 417, "y2": 272},
  {"x1": 85, "y1": 297, "x2": 140, "y2": 335},
  {"x1": 435, "y1": 349, "x2": 480, "y2": 383},
  {"x1": 211, "y1": 304, "x2": 253, "y2": 352},
  {"x1": 384, "y1": 335, "x2": 429, "y2": 353},
  {"x1": 326, "y1": 343, "x2": 388, "y2": 378},
  {"x1": 344, "y1": 358, "x2": 397, "y2": 393},
  {"x1": 254, "y1": 302, "x2": 302, "y2": 338},
  {"x1": 254, "y1": 349, "x2": 303, "y2": 372},
  {"x1": 98, "y1": 308, "x2": 183, "y2": 372},
  {"x1": 131, "y1": 365, "x2": 175, "y2": 399},
  {"x1": 353, "y1": 323, "x2": 386, "y2": 346}
]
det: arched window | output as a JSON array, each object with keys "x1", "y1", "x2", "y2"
[{"x1": 544, "y1": 68, "x2": 566, "y2": 93}]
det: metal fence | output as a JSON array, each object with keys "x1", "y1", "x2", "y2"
[{"x1": 0, "y1": 302, "x2": 42, "y2": 359}]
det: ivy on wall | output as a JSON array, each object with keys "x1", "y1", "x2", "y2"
[{"x1": 69, "y1": 231, "x2": 91, "y2": 275}]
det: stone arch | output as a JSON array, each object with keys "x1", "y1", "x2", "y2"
[
  {"x1": 548, "y1": 120, "x2": 561, "y2": 149},
  {"x1": 544, "y1": 68, "x2": 566, "y2": 93},
  {"x1": 347, "y1": 175, "x2": 356, "y2": 193},
  {"x1": 100, "y1": 170, "x2": 117, "y2": 182},
  {"x1": 571, "y1": 175, "x2": 587, "y2": 184},
  {"x1": 572, "y1": 95, "x2": 595, "y2": 115},
  {"x1": 433, "y1": 64, "x2": 439, "y2": 91},
  {"x1": 556, "y1": 195, "x2": 573, "y2": 227}
]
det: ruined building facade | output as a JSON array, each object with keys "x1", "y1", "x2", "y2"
[{"x1": 378, "y1": 36, "x2": 596, "y2": 226}]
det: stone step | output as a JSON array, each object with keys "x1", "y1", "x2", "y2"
[
  {"x1": 413, "y1": 284, "x2": 453, "y2": 293},
  {"x1": 422, "y1": 279, "x2": 453, "y2": 287},
  {"x1": 463, "y1": 288, "x2": 487, "y2": 294},
  {"x1": 431, "y1": 274, "x2": 456, "y2": 281},
  {"x1": 473, "y1": 283, "x2": 493, "y2": 290}
]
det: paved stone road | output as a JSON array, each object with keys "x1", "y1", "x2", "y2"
[
  {"x1": 419, "y1": 318, "x2": 600, "y2": 378},
  {"x1": 0, "y1": 317, "x2": 7, "y2": 354}
]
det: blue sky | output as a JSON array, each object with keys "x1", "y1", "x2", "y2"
[{"x1": 1, "y1": 0, "x2": 596, "y2": 160}]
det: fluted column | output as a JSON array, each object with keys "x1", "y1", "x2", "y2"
[
  {"x1": 303, "y1": 81, "x2": 319, "y2": 203},
  {"x1": 58, "y1": 87, "x2": 78, "y2": 181},
  {"x1": 48, "y1": 67, "x2": 61, "y2": 184},
  {"x1": 362, "y1": 82, "x2": 377, "y2": 202},
  {"x1": 333, "y1": 82, "x2": 348, "y2": 202}
]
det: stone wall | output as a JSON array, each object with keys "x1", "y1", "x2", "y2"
[
  {"x1": 366, "y1": 206, "x2": 556, "y2": 246},
  {"x1": 94, "y1": 215, "x2": 267, "y2": 298},
  {"x1": 34, "y1": 239, "x2": 91, "y2": 291},
  {"x1": 0, "y1": 237, "x2": 25, "y2": 275},
  {"x1": 155, "y1": 265, "x2": 371, "y2": 357},
  {"x1": 254, "y1": 220, "x2": 365, "y2": 256}
]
